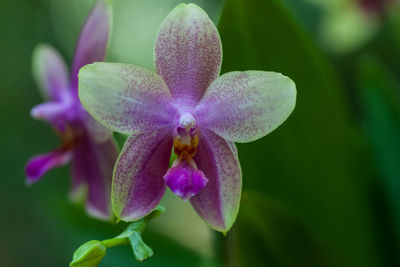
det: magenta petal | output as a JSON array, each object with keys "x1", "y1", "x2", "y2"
[
  {"x1": 71, "y1": 134, "x2": 118, "y2": 220},
  {"x1": 71, "y1": 0, "x2": 112, "y2": 92},
  {"x1": 164, "y1": 160, "x2": 208, "y2": 200},
  {"x1": 155, "y1": 3, "x2": 222, "y2": 106},
  {"x1": 190, "y1": 130, "x2": 242, "y2": 233},
  {"x1": 113, "y1": 128, "x2": 173, "y2": 221},
  {"x1": 26, "y1": 150, "x2": 72, "y2": 185},
  {"x1": 32, "y1": 44, "x2": 70, "y2": 101}
]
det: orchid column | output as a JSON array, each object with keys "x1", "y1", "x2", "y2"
[
  {"x1": 26, "y1": 0, "x2": 118, "y2": 220},
  {"x1": 79, "y1": 3, "x2": 296, "y2": 232}
]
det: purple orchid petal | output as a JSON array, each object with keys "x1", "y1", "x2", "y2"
[
  {"x1": 164, "y1": 159, "x2": 208, "y2": 200},
  {"x1": 71, "y1": 0, "x2": 112, "y2": 92},
  {"x1": 71, "y1": 133, "x2": 118, "y2": 220},
  {"x1": 113, "y1": 128, "x2": 173, "y2": 221},
  {"x1": 79, "y1": 62, "x2": 178, "y2": 134},
  {"x1": 30, "y1": 101, "x2": 72, "y2": 129},
  {"x1": 26, "y1": 150, "x2": 72, "y2": 185},
  {"x1": 155, "y1": 3, "x2": 222, "y2": 106},
  {"x1": 32, "y1": 44, "x2": 70, "y2": 101},
  {"x1": 190, "y1": 130, "x2": 242, "y2": 233},
  {"x1": 195, "y1": 71, "x2": 297, "y2": 143}
]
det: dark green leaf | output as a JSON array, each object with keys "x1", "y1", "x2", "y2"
[
  {"x1": 357, "y1": 55, "x2": 400, "y2": 265},
  {"x1": 218, "y1": 0, "x2": 382, "y2": 266},
  {"x1": 225, "y1": 192, "x2": 340, "y2": 267}
]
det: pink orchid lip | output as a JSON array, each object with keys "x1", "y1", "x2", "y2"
[{"x1": 164, "y1": 158, "x2": 208, "y2": 201}]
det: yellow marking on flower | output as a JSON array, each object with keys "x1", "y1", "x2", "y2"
[
  {"x1": 173, "y1": 134, "x2": 199, "y2": 160},
  {"x1": 54, "y1": 125, "x2": 84, "y2": 152}
]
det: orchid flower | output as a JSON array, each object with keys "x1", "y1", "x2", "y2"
[
  {"x1": 25, "y1": 0, "x2": 118, "y2": 220},
  {"x1": 78, "y1": 3, "x2": 296, "y2": 232}
]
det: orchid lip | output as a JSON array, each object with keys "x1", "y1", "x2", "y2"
[{"x1": 164, "y1": 158, "x2": 208, "y2": 201}]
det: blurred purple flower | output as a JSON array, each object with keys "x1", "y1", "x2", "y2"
[
  {"x1": 26, "y1": 0, "x2": 118, "y2": 220},
  {"x1": 359, "y1": 0, "x2": 391, "y2": 14},
  {"x1": 78, "y1": 3, "x2": 296, "y2": 232}
]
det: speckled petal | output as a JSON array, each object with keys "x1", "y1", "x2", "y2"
[
  {"x1": 112, "y1": 128, "x2": 173, "y2": 221},
  {"x1": 195, "y1": 71, "x2": 297, "y2": 143},
  {"x1": 71, "y1": 0, "x2": 112, "y2": 92},
  {"x1": 79, "y1": 62, "x2": 178, "y2": 134},
  {"x1": 32, "y1": 44, "x2": 70, "y2": 101},
  {"x1": 71, "y1": 133, "x2": 118, "y2": 220},
  {"x1": 190, "y1": 130, "x2": 242, "y2": 233},
  {"x1": 155, "y1": 3, "x2": 222, "y2": 106},
  {"x1": 25, "y1": 150, "x2": 72, "y2": 185}
]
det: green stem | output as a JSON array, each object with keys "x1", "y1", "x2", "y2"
[{"x1": 101, "y1": 237, "x2": 129, "y2": 248}]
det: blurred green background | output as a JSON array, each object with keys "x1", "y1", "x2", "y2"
[{"x1": 3, "y1": 0, "x2": 400, "y2": 266}]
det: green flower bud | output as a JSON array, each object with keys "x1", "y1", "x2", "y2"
[{"x1": 70, "y1": 240, "x2": 106, "y2": 267}]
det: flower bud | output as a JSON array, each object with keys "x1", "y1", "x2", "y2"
[{"x1": 70, "y1": 240, "x2": 106, "y2": 267}]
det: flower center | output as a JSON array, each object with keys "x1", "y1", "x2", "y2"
[
  {"x1": 174, "y1": 113, "x2": 198, "y2": 160},
  {"x1": 164, "y1": 112, "x2": 208, "y2": 200},
  {"x1": 55, "y1": 124, "x2": 84, "y2": 152}
]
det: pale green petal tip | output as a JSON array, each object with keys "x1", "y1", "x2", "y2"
[
  {"x1": 172, "y1": 2, "x2": 207, "y2": 16},
  {"x1": 111, "y1": 196, "x2": 123, "y2": 223},
  {"x1": 203, "y1": 217, "x2": 235, "y2": 235},
  {"x1": 77, "y1": 62, "x2": 99, "y2": 97},
  {"x1": 111, "y1": 150, "x2": 126, "y2": 223},
  {"x1": 283, "y1": 74, "x2": 297, "y2": 110},
  {"x1": 78, "y1": 62, "x2": 97, "y2": 77}
]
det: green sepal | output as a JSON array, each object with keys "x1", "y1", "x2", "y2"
[
  {"x1": 128, "y1": 231, "x2": 154, "y2": 262},
  {"x1": 114, "y1": 206, "x2": 165, "y2": 261}
]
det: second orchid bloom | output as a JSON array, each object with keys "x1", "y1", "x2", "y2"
[
  {"x1": 26, "y1": 0, "x2": 117, "y2": 220},
  {"x1": 79, "y1": 3, "x2": 297, "y2": 232}
]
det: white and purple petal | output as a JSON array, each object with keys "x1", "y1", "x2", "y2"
[
  {"x1": 79, "y1": 62, "x2": 178, "y2": 134},
  {"x1": 195, "y1": 71, "x2": 296, "y2": 143},
  {"x1": 32, "y1": 44, "x2": 70, "y2": 101},
  {"x1": 71, "y1": 133, "x2": 118, "y2": 220},
  {"x1": 155, "y1": 3, "x2": 222, "y2": 106},
  {"x1": 71, "y1": 0, "x2": 112, "y2": 92},
  {"x1": 112, "y1": 128, "x2": 173, "y2": 221},
  {"x1": 190, "y1": 130, "x2": 242, "y2": 233},
  {"x1": 26, "y1": 149, "x2": 72, "y2": 185}
]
